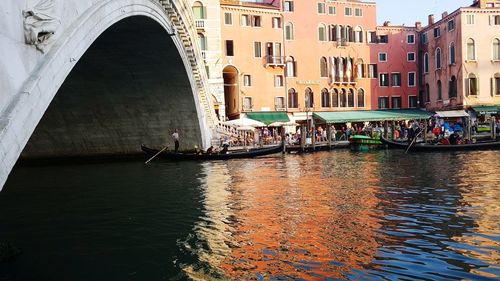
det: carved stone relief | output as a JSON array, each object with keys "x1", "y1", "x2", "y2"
[{"x1": 23, "y1": 0, "x2": 61, "y2": 51}]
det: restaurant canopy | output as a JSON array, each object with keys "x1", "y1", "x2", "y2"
[
  {"x1": 434, "y1": 110, "x2": 469, "y2": 118},
  {"x1": 471, "y1": 105, "x2": 500, "y2": 115},
  {"x1": 313, "y1": 109, "x2": 432, "y2": 123},
  {"x1": 246, "y1": 112, "x2": 290, "y2": 125}
]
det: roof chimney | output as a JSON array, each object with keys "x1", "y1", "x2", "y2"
[
  {"x1": 428, "y1": 14, "x2": 435, "y2": 25},
  {"x1": 442, "y1": 11, "x2": 448, "y2": 19}
]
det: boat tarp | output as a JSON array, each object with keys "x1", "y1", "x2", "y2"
[
  {"x1": 471, "y1": 105, "x2": 500, "y2": 115},
  {"x1": 247, "y1": 112, "x2": 290, "y2": 125},
  {"x1": 435, "y1": 110, "x2": 469, "y2": 118},
  {"x1": 313, "y1": 109, "x2": 432, "y2": 123}
]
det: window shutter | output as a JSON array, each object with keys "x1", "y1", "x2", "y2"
[
  {"x1": 492, "y1": 78, "x2": 495, "y2": 97},
  {"x1": 465, "y1": 78, "x2": 470, "y2": 97},
  {"x1": 490, "y1": 15, "x2": 493, "y2": 25},
  {"x1": 476, "y1": 77, "x2": 480, "y2": 96}
]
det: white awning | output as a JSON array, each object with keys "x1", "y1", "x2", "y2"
[{"x1": 435, "y1": 110, "x2": 469, "y2": 118}]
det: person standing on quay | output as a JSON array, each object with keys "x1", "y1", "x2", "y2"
[{"x1": 172, "y1": 129, "x2": 180, "y2": 152}]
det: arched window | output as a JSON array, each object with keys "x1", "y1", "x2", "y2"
[
  {"x1": 493, "y1": 38, "x2": 500, "y2": 60},
  {"x1": 449, "y1": 42, "x2": 456, "y2": 64},
  {"x1": 305, "y1": 87, "x2": 314, "y2": 108},
  {"x1": 320, "y1": 57, "x2": 328, "y2": 77},
  {"x1": 357, "y1": 88, "x2": 365, "y2": 107},
  {"x1": 354, "y1": 26, "x2": 363, "y2": 43},
  {"x1": 198, "y1": 33, "x2": 207, "y2": 51},
  {"x1": 435, "y1": 48, "x2": 441, "y2": 69},
  {"x1": 192, "y1": 1, "x2": 206, "y2": 19},
  {"x1": 339, "y1": 89, "x2": 347, "y2": 107},
  {"x1": 321, "y1": 88, "x2": 330, "y2": 107},
  {"x1": 285, "y1": 22, "x2": 294, "y2": 40},
  {"x1": 347, "y1": 89, "x2": 355, "y2": 107},
  {"x1": 449, "y1": 76, "x2": 457, "y2": 98},
  {"x1": 493, "y1": 73, "x2": 500, "y2": 96},
  {"x1": 467, "y1": 38, "x2": 476, "y2": 60},
  {"x1": 437, "y1": 80, "x2": 442, "y2": 100},
  {"x1": 466, "y1": 73, "x2": 478, "y2": 96},
  {"x1": 286, "y1": 56, "x2": 296, "y2": 77},
  {"x1": 329, "y1": 25, "x2": 337, "y2": 41},
  {"x1": 318, "y1": 24, "x2": 327, "y2": 41},
  {"x1": 288, "y1": 88, "x2": 298, "y2": 108},
  {"x1": 356, "y1": 59, "x2": 364, "y2": 79},
  {"x1": 332, "y1": 89, "x2": 339, "y2": 107},
  {"x1": 425, "y1": 83, "x2": 430, "y2": 102},
  {"x1": 423, "y1": 53, "x2": 429, "y2": 73},
  {"x1": 346, "y1": 26, "x2": 354, "y2": 42}
]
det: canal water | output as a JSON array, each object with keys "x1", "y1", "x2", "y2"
[{"x1": 0, "y1": 150, "x2": 499, "y2": 280}]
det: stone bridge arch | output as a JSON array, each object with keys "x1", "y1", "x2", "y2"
[{"x1": 0, "y1": 0, "x2": 217, "y2": 189}]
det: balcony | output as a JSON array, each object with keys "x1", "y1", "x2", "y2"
[
  {"x1": 337, "y1": 38, "x2": 349, "y2": 48},
  {"x1": 195, "y1": 19, "x2": 205, "y2": 29},
  {"x1": 264, "y1": 56, "x2": 285, "y2": 67}
]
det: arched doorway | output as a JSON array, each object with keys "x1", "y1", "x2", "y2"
[{"x1": 223, "y1": 65, "x2": 239, "y2": 119}]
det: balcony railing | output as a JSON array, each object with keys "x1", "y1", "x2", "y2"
[
  {"x1": 264, "y1": 56, "x2": 285, "y2": 67},
  {"x1": 195, "y1": 19, "x2": 205, "y2": 29}
]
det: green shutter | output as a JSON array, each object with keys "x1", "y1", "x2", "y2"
[
  {"x1": 465, "y1": 78, "x2": 469, "y2": 97},
  {"x1": 492, "y1": 77, "x2": 495, "y2": 97}
]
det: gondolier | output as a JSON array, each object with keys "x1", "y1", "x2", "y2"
[{"x1": 172, "y1": 129, "x2": 179, "y2": 152}]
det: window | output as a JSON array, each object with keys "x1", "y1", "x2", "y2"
[
  {"x1": 357, "y1": 89, "x2": 365, "y2": 107},
  {"x1": 224, "y1": 12, "x2": 232, "y2": 25},
  {"x1": 368, "y1": 64, "x2": 377, "y2": 78},
  {"x1": 391, "y1": 73, "x2": 401, "y2": 87},
  {"x1": 425, "y1": 84, "x2": 430, "y2": 102},
  {"x1": 433, "y1": 27, "x2": 440, "y2": 38},
  {"x1": 407, "y1": 52, "x2": 415, "y2": 61},
  {"x1": 272, "y1": 17, "x2": 281, "y2": 28},
  {"x1": 378, "y1": 97, "x2": 389, "y2": 109},
  {"x1": 275, "y1": 97, "x2": 285, "y2": 110},
  {"x1": 254, "y1": 42, "x2": 261, "y2": 58},
  {"x1": 198, "y1": 34, "x2": 207, "y2": 51},
  {"x1": 317, "y1": 2, "x2": 326, "y2": 14},
  {"x1": 288, "y1": 88, "x2": 298, "y2": 108},
  {"x1": 379, "y1": 73, "x2": 389, "y2": 86},
  {"x1": 437, "y1": 80, "x2": 442, "y2": 100},
  {"x1": 466, "y1": 14, "x2": 475, "y2": 25},
  {"x1": 356, "y1": 59, "x2": 364, "y2": 78},
  {"x1": 493, "y1": 38, "x2": 500, "y2": 60},
  {"x1": 423, "y1": 53, "x2": 429, "y2": 73},
  {"x1": 284, "y1": 1, "x2": 294, "y2": 12},
  {"x1": 339, "y1": 89, "x2": 347, "y2": 107},
  {"x1": 408, "y1": 72, "x2": 416, "y2": 87},
  {"x1": 320, "y1": 57, "x2": 328, "y2": 77},
  {"x1": 421, "y1": 32, "x2": 428, "y2": 44},
  {"x1": 448, "y1": 20, "x2": 455, "y2": 31},
  {"x1": 355, "y1": 8, "x2": 363, "y2": 17},
  {"x1": 321, "y1": 88, "x2": 330, "y2": 107},
  {"x1": 378, "y1": 35, "x2": 388, "y2": 43},
  {"x1": 225, "y1": 40, "x2": 234, "y2": 56},
  {"x1": 368, "y1": 31, "x2": 377, "y2": 43},
  {"x1": 274, "y1": 75, "x2": 284, "y2": 87},
  {"x1": 286, "y1": 57, "x2": 296, "y2": 77},
  {"x1": 492, "y1": 15, "x2": 500, "y2": 25},
  {"x1": 318, "y1": 24, "x2": 327, "y2": 41},
  {"x1": 347, "y1": 89, "x2": 354, "y2": 107},
  {"x1": 493, "y1": 73, "x2": 500, "y2": 96},
  {"x1": 391, "y1": 96, "x2": 401, "y2": 109},
  {"x1": 407, "y1": 34, "x2": 415, "y2": 44},
  {"x1": 450, "y1": 42, "x2": 456, "y2": 64},
  {"x1": 379, "y1": 52, "x2": 387, "y2": 62},
  {"x1": 243, "y1": 97, "x2": 252, "y2": 111},
  {"x1": 449, "y1": 76, "x2": 457, "y2": 98},
  {"x1": 408, "y1": 96, "x2": 418, "y2": 108},
  {"x1": 435, "y1": 48, "x2": 442, "y2": 69},
  {"x1": 241, "y1": 14, "x2": 250, "y2": 26},
  {"x1": 305, "y1": 88, "x2": 314, "y2": 108},
  {"x1": 345, "y1": 7, "x2": 352, "y2": 16},
  {"x1": 354, "y1": 26, "x2": 363, "y2": 43},
  {"x1": 252, "y1": 16, "x2": 261, "y2": 27},
  {"x1": 285, "y1": 22, "x2": 294, "y2": 40},
  {"x1": 192, "y1": 2, "x2": 206, "y2": 19},
  {"x1": 243, "y1": 74, "x2": 251, "y2": 86},
  {"x1": 332, "y1": 89, "x2": 339, "y2": 107},
  {"x1": 328, "y1": 6, "x2": 336, "y2": 15},
  {"x1": 467, "y1": 38, "x2": 476, "y2": 60},
  {"x1": 466, "y1": 73, "x2": 478, "y2": 96}
]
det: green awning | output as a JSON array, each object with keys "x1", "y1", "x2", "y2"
[
  {"x1": 247, "y1": 112, "x2": 290, "y2": 125},
  {"x1": 471, "y1": 106, "x2": 500, "y2": 115},
  {"x1": 313, "y1": 109, "x2": 432, "y2": 123}
]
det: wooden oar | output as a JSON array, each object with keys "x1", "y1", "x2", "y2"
[
  {"x1": 405, "y1": 130, "x2": 423, "y2": 153},
  {"x1": 145, "y1": 146, "x2": 167, "y2": 164}
]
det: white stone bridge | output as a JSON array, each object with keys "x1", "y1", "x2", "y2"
[{"x1": 0, "y1": 0, "x2": 218, "y2": 190}]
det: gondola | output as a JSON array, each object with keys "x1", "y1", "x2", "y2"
[
  {"x1": 380, "y1": 136, "x2": 500, "y2": 152},
  {"x1": 141, "y1": 144, "x2": 283, "y2": 160}
]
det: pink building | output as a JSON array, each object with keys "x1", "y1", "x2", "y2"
[{"x1": 371, "y1": 23, "x2": 420, "y2": 110}]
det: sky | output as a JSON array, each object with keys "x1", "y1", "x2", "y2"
[{"x1": 375, "y1": 0, "x2": 475, "y2": 26}]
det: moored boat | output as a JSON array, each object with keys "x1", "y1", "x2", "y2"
[
  {"x1": 349, "y1": 135, "x2": 383, "y2": 151},
  {"x1": 141, "y1": 144, "x2": 283, "y2": 160},
  {"x1": 380, "y1": 136, "x2": 500, "y2": 152}
]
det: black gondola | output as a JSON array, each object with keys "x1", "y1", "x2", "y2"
[
  {"x1": 380, "y1": 136, "x2": 500, "y2": 152},
  {"x1": 141, "y1": 144, "x2": 283, "y2": 160}
]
